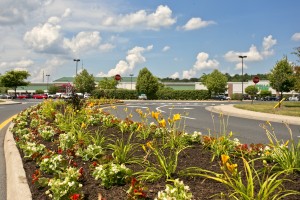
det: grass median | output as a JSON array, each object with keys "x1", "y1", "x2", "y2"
[{"x1": 234, "y1": 101, "x2": 300, "y2": 117}]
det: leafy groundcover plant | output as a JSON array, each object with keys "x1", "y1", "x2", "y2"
[{"x1": 11, "y1": 99, "x2": 300, "y2": 200}]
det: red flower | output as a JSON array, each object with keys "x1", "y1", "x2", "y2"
[
  {"x1": 57, "y1": 148, "x2": 63, "y2": 154},
  {"x1": 70, "y1": 193, "x2": 80, "y2": 200},
  {"x1": 78, "y1": 167, "x2": 84, "y2": 176},
  {"x1": 92, "y1": 161, "x2": 98, "y2": 167},
  {"x1": 131, "y1": 177, "x2": 137, "y2": 186}
]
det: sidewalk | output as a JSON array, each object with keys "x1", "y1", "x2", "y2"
[
  {"x1": 206, "y1": 104, "x2": 300, "y2": 125},
  {"x1": 0, "y1": 100, "x2": 21, "y2": 105}
]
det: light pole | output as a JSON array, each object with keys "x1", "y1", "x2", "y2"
[
  {"x1": 46, "y1": 74, "x2": 50, "y2": 92},
  {"x1": 238, "y1": 55, "x2": 247, "y2": 100},
  {"x1": 129, "y1": 74, "x2": 134, "y2": 90},
  {"x1": 73, "y1": 59, "x2": 80, "y2": 76}
]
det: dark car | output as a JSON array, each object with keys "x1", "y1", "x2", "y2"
[
  {"x1": 261, "y1": 96, "x2": 278, "y2": 101},
  {"x1": 212, "y1": 95, "x2": 230, "y2": 101}
]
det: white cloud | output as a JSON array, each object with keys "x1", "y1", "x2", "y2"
[
  {"x1": 97, "y1": 45, "x2": 153, "y2": 77},
  {"x1": 181, "y1": 17, "x2": 215, "y2": 31},
  {"x1": 162, "y1": 46, "x2": 170, "y2": 52},
  {"x1": 99, "y1": 43, "x2": 115, "y2": 52},
  {"x1": 0, "y1": 58, "x2": 34, "y2": 71},
  {"x1": 63, "y1": 31, "x2": 101, "y2": 53},
  {"x1": 291, "y1": 33, "x2": 300, "y2": 41},
  {"x1": 224, "y1": 35, "x2": 276, "y2": 69},
  {"x1": 100, "y1": 5, "x2": 176, "y2": 31},
  {"x1": 181, "y1": 52, "x2": 219, "y2": 79},
  {"x1": 23, "y1": 17, "x2": 62, "y2": 52},
  {"x1": 261, "y1": 35, "x2": 277, "y2": 56},
  {"x1": 169, "y1": 72, "x2": 179, "y2": 79}
]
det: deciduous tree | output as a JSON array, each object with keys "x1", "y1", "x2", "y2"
[
  {"x1": 201, "y1": 69, "x2": 228, "y2": 95},
  {"x1": 98, "y1": 77, "x2": 118, "y2": 89},
  {"x1": 73, "y1": 69, "x2": 95, "y2": 94},
  {"x1": 268, "y1": 57, "x2": 295, "y2": 98},
  {"x1": 245, "y1": 85, "x2": 259, "y2": 104},
  {"x1": 136, "y1": 67, "x2": 159, "y2": 99},
  {"x1": 0, "y1": 70, "x2": 30, "y2": 97}
]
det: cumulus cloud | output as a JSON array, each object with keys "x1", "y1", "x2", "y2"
[
  {"x1": 182, "y1": 52, "x2": 219, "y2": 79},
  {"x1": 97, "y1": 45, "x2": 153, "y2": 77},
  {"x1": 162, "y1": 46, "x2": 170, "y2": 52},
  {"x1": 169, "y1": 72, "x2": 179, "y2": 79},
  {"x1": 261, "y1": 35, "x2": 277, "y2": 56},
  {"x1": 181, "y1": 17, "x2": 215, "y2": 31},
  {"x1": 23, "y1": 17, "x2": 62, "y2": 52},
  {"x1": 99, "y1": 43, "x2": 115, "y2": 52},
  {"x1": 291, "y1": 33, "x2": 300, "y2": 41},
  {"x1": 224, "y1": 35, "x2": 276, "y2": 70},
  {"x1": 101, "y1": 5, "x2": 176, "y2": 31},
  {"x1": 63, "y1": 31, "x2": 101, "y2": 53},
  {"x1": 0, "y1": 58, "x2": 34, "y2": 70}
]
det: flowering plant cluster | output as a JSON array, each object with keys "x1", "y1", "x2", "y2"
[
  {"x1": 76, "y1": 144, "x2": 105, "y2": 161},
  {"x1": 92, "y1": 163, "x2": 132, "y2": 189},
  {"x1": 39, "y1": 153, "x2": 66, "y2": 174},
  {"x1": 38, "y1": 125, "x2": 56, "y2": 141},
  {"x1": 155, "y1": 179, "x2": 192, "y2": 200},
  {"x1": 46, "y1": 167, "x2": 83, "y2": 200}
]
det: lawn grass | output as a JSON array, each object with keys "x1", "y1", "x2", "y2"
[{"x1": 234, "y1": 101, "x2": 300, "y2": 117}]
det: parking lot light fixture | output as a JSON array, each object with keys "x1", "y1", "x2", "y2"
[{"x1": 238, "y1": 55, "x2": 247, "y2": 100}]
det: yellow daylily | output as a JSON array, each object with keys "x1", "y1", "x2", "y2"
[
  {"x1": 142, "y1": 144, "x2": 147, "y2": 152},
  {"x1": 173, "y1": 113, "x2": 181, "y2": 121},
  {"x1": 123, "y1": 107, "x2": 128, "y2": 112},
  {"x1": 151, "y1": 111, "x2": 160, "y2": 120},
  {"x1": 226, "y1": 162, "x2": 238, "y2": 173},
  {"x1": 146, "y1": 141, "x2": 154, "y2": 150},
  {"x1": 159, "y1": 119, "x2": 166, "y2": 128},
  {"x1": 221, "y1": 154, "x2": 230, "y2": 165},
  {"x1": 81, "y1": 122, "x2": 87, "y2": 129}
]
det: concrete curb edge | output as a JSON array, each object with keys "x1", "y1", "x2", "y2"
[{"x1": 4, "y1": 123, "x2": 32, "y2": 200}]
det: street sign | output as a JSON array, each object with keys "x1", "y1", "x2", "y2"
[
  {"x1": 253, "y1": 76, "x2": 259, "y2": 84},
  {"x1": 115, "y1": 74, "x2": 121, "y2": 81}
]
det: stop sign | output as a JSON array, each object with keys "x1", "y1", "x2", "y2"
[
  {"x1": 253, "y1": 76, "x2": 259, "y2": 84},
  {"x1": 115, "y1": 74, "x2": 121, "y2": 81}
]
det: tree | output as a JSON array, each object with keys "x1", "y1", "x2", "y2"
[
  {"x1": 136, "y1": 67, "x2": 159, "y2": 99},
  {"x1": 201, "y1": 69, "x2": 228, "y2": 95},
  {"x1": 293, "y1": 46, "x2": 300, "y2": 62},
  {"x1": 98, "y1": 77, "x2": 118, "y2": 89},
  {"x1": 0, "y1": 70, "x2": 30, "y2": 97},
  {"x1": 35, "y1": 89, "x2": 44, "y2": 94},
  {"x1": 245, "y1": 85, "x2": 259, "y2": 104},
  {"x1": 292, "y1": 66, "x2": 300, "y2": 93},
  {"x1": 268, "y1": 57, "x2": 295, "y2": 98},
  {"x1": 48, "y1": 85, "x2": 59, "y2": 94},
  {"x1": 73, "y1": 69, "x2": 95, "y2": 94}
]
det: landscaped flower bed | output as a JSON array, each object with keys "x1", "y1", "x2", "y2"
[{"x1": 11, "y1": 99, "x2": 300, "y2": 200}]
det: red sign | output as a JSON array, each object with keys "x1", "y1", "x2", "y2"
[
  {"x1": 252, "y1": 76, "x2": 259, "y2": 84},
  {"x1": 114, "y1": 74, "x2": 121, "y2": 81}
]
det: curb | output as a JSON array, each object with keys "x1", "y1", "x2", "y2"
[
  {"x1": 0, "y1": 100, "x2": 22, "y2": 105},
  {"x1": 4, "y1": 123, "x2": 32, "y2": 200},
  {"x1": 206, "y1": 104, "x2": 300, "y2": 125}
]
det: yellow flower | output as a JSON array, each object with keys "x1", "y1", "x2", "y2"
[
  {"x1": 173, "y1": 113, "x2": 181, "y2": 121},
  {"x1": 146, "y1": 141, "x2": 154, "y2": 150},
  {"x1": 151, "y1": 111, "x2": 160, "y2": 120},
  {"x1": 226, "y1": 162, "x2": 238, "y2": 173},
  {"x1": 284, "y1": 140, "x2": 289, "y2": 147},
  {"x1": 221, "y1": 154, "x2": 230, "y2": 165},
  {"x1": 129, "y1": 113, "x2": 133, "y2": 118},
  {"x1": 111, "y1": 106, "x2": 116, "y2": 110},
  {"x1": 123, "y1": 107, "x2": 128, "y2": 112},
  {"x1": 142, "y1": 144, "x2": 147, "y2": 152},
  {"x1": 81, "y1": 122, "x2": 86, "y2": 129},
  {"x1": 159, "y1": 119, "x2": 166, "y2": 128}
]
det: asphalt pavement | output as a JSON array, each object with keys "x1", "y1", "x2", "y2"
[{"x1": 0, "y1": 99, "x2": 299, "y2": 200}]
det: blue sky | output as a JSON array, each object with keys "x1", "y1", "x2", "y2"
[{"x1": 0, "y1": 0, "x2": 299, "y2": 82}]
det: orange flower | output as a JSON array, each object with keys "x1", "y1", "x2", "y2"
[
  {"x1": 226, "y1": 162, "x2": 238, "y2": 173},
  {"x1": 151, "y1": 111, "x2": 160, "y2": 120},
  {"x1": 146, "y1": 141, "x2": 154, "y2": 150},
  {"x1": 221, "y1": 154, "x2": 230, "y2": 165}
]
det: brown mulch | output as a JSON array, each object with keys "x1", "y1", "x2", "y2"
[{"x1": 13, "y1": 105, "x2": 300, "y2": 200}]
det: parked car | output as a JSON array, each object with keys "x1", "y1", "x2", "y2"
[
  {"x1": 32, "y1": 94, "x2": 48, "y2": 99},
  {"x1": 61, "y1": 93, "x2": 72, "y2": 99},
  {"x1": 212, "y1": 95, "x2": 230, "y2": 101},
  {"x1": 48, "y1": 94, "x2": 59, "y2": 99},
  {"x1": 0, "y1": 94, "x2": 12, "y2": 99},
  {"x1": 17, "y1": 94, "x2": 30, "y2": 99},
  {"x1": 288, "y1": 96, "x2": 299, "y2": 101},
  {"x1": 84, "y1": 93, "x2": 91, "y2": 99},
  {"x1": 261, "y1": 96, "x2": 278, "y2": 101},
  {"x1": 138, "y1": 94, "x2": 147, "y2": 100}
]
